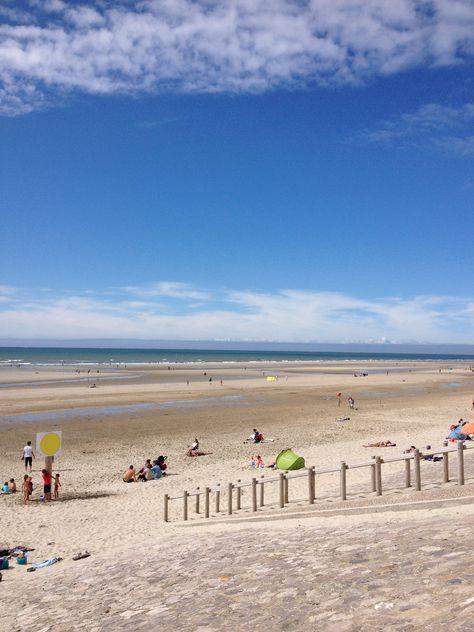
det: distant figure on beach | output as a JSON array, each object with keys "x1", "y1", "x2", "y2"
[
  {"x1": 247, "y1": 429, "x2": 263, "y2": 443},
  {"x1": 123, "y1": 465, "x2": 137, "y2": 483},
  {"x1": 22, "y1": 441, "x2": 35, "y2": 472},
  {"x1": 22, "y1": 475, "x2": 29, "y2": 504},
  {"x1": 337, "y1": 392, "x2": 342, "y2": 407},
  {"x1": 186, "y1": 448, "x2": 211, "y2": 457},
  {"x1": 347, "y1": 396, "x2": 355, "y2": 410},
  {"x1": 53, "y1": 473, "x2": 61, "y2": 499},
  {"x1": 155, "y1": 456, "x2": 167, "y2": 474},
  {"x1": 191, "y1": 438, "x2": 199, "y2": 451},
  {"x1": 41, "y1": 469, "x2": 52, "y2": 501},
  {"x1": 363, "y1": 440, "x2": 396, "y2": 448}
]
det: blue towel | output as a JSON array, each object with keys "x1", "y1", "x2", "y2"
[{"x1": 31, "y1": 557, "x2": 60, "y2": 569}]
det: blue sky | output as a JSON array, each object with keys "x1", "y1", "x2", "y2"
[{"x1": 1, "y1": 0, "x2": 474, "y2": 344}]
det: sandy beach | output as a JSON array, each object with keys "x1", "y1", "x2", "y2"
[{"x1": 1, "y1": 360, "x2": 474, "y2": 630}]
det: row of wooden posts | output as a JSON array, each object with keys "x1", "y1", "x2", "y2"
[{"x1": 163, "y1": 442, "x2": 473, "y2": 522}]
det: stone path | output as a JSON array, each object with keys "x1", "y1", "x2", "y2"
[{"x1": 1, "y1": 506, "x2": 474, "y2": 631}]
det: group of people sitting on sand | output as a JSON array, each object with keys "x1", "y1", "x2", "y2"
[
  {"x1": 1, "y1": 479, "x2": 17, "y2": 494},
  {"x1": 447, "y1": 419, "x2": 473, "y2": 442},
  {"x1": 123, "y1": 456, "x2": 168, "y2": 483}
]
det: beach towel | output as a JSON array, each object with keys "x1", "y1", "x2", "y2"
[{"x1": 31, "y1": 557, "x2": 62, "y2": 570}]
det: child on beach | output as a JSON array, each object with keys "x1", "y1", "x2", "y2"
[
  {"x1": 53, "y1": 473, "x2": 61, "y2": 499},
  {"x1": 1, "y1": 482, "x2": 10, "y2": 494},
  {"x1": 9, "y1": 478, "x2": 16, "y2": 493},
  {"x1": 22, "y1": 474, "x2": 29, "y2": 504}
]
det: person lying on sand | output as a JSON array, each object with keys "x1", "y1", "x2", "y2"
[
  {"x1": 363, "y1": 440, "x2": 396, "y2": 448},
  {"x1": 186, "y1": 448, "x2": 212, "y2": 457},
  {"x1": 123, "y1": 465, "x2": 137, "y2": 483}
]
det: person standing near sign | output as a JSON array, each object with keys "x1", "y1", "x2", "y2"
[
  {"x1": 22, "y1": 441, "x2": 35, "y2": 473},
  {"x1": 41, "y1": 469, "x2": 52, "y2": 501}
]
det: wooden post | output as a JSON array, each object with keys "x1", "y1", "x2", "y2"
[
  {"x1": 163, "y1": 493, "x2": 169, "y2": 522},
  {"x1": 236, "y1": 480, "x2": 241, "y2": 510},
  {"x1": 443, "y1": 451, "x2": 449, "y2": 483},
  {"x1": 375, "y1": 456, "x2": 382, "y2": 496},
  {"x1": 308, "y1": 467, "x2": 315, "y2": 504},
  {"x1": 370, "y1": 457, "x2": 376, "y2": 492},
  {"x1": 284, "y1": 473, "x2": 289, "y2": 504},
  {"x1": 183, "y1": 490, "x2": 188, "y2": 521},
  {"x1": 259, "y1": 475, "x2": 265, "y2": 507},
  {"x1": 45, "y1": 456, "x2": 53, "y2": 475},
  {"x1": 413, "y1": 449, "x2": 421, "y2": 491},
  {"x1": 195, "y1": 486, "x2": 200, "y2": 514},
  {"x1": 204, "y1": 487, "x2": 210, "y2": 518},
  {"x1": 404, "y1": 458, "x2": 411, "y2": 488},
  {"x1": 279, "y1": 472, "x2": 285, "y2": 508},
  {"x1": 215, "y1": 484, "x2": 220, "y2": 513},
  {"x1": 340, "y1": 461, "x2": 347, "y2": 501},
  {"x1": 457, "y1": 441, "x2": 465, "y2": 486},
  {"x1": 251, "y1": 478, "x2": 257, "y2": 512},
  {"x1": 227, "y1": 483, "x2": 233, "y2": 515}
]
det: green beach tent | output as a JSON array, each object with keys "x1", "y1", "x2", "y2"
[{"x1": 275, "y1": 449, "x2": 305, "y2": 470}]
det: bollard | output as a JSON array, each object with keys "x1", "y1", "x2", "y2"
[
  {"x1": 443, "y1": 451, "x2": 449, "y2": 483},
  {"x1": 183, "y1": 490, "x2": 188, "y2": 521},
  {"x1": 340, "y1": 461, "x2": 347, "y2": 501},
  {"x1": 204, "y1": 487, "x2": 210, "y2": 518},
  {"x1": 215, "y1": 484, "x2": 220, "y2": 513},
  {"x1": 251, "y1": 478, "x2": 257, "y2": 512},
  {"x1": 404, "y1": 458, "x2": 411, "y2": 488},
  {"x1": 236, "y1": 480, "x2": 242, "y2": 510},
  {"x1": 413, "y1": 449, "x2": 421, "y2": 491},
  {"x1": 195, "y1": 486, "x2": 200, "y2": 514},
  {"x1": 284, "y1": 473, "x2": 289, "y2": 504},
  {"x1": 308, "y1": 467, "x2": 315, "y2": 504},
  {"x1": 375, "y1": 456, "x2": 382, "y2": 496},
  {"x1": 457, "y1": 442, "x2": 465, "y2": 486},
  {"x1": 259, "y1": 476, "x2": 265, "y2": 507},
  {"x1": 279, "y1": 472, "x2": 285, "y2": 508},
  {"x1": 164, "y1": 493, "x2": 169, "y2": 522},
  {"x1": 371, "y1": 457, "x2": 376, "y2": 493},
  {"x1": 228, "y1": 483, "x2": 233, "y2": 515}
]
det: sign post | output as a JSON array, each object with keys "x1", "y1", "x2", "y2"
[{"x1": 36, "y1": 431, "x2": 62, "y2": 474}]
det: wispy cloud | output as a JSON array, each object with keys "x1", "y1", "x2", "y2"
[
  {"x1": 1, "y1": 1, "x2": 474, "y2": 115},
  {"x1": 0, "y1": 282, "x2": 473, "y2": 343},
  {"x1": 358, "y1": 102, "x2": 474, "y2": 154}
]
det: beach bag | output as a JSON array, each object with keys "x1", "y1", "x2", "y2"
[{"x1": 0, "y1": 557, "x2": 9, "y2": 570}]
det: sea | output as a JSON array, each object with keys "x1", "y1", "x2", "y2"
[{"x1": 1, "y1": 346, "x2": 474, "y2": 366}]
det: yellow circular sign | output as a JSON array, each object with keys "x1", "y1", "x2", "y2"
[{"x1": 39, "y1": 432, "x2": 61, "y2": 456}]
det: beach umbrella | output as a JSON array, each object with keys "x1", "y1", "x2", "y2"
[{"x1": 460, "y1": 421, "x2": 474, "y2": 435}]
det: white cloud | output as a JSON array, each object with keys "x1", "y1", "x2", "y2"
[
  {"x1": 121, "y1": 281, "x2": 210, "y2": 301},
  {"x1": 0, "y1": 0, "x2": 474, "y2": 115},
  {"x1": 358, "y1": 101, "x2": 474, "y2": 154},
  {"x1": 0, "y1": 283, "x2": 473, "y2": 343}
]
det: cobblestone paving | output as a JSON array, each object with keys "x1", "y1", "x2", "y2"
[{"x1": 1, "y1": 507, "x2": 474, "y2": 631}]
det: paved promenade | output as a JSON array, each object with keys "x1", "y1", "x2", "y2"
[{"x1": 1, "y1": 503, "x2": 474, "y2": 632}]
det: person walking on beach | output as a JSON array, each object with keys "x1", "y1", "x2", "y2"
[
  {"x1": 337, "y1": 392, "x2": 342, "y2": 407},
  {"x1": 22, "y1": 441, "x2": 35, "y2": 472}
]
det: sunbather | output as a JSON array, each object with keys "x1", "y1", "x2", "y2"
[{"x1": 363, "y1": 440, "x2": 396, "y2": 447}]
